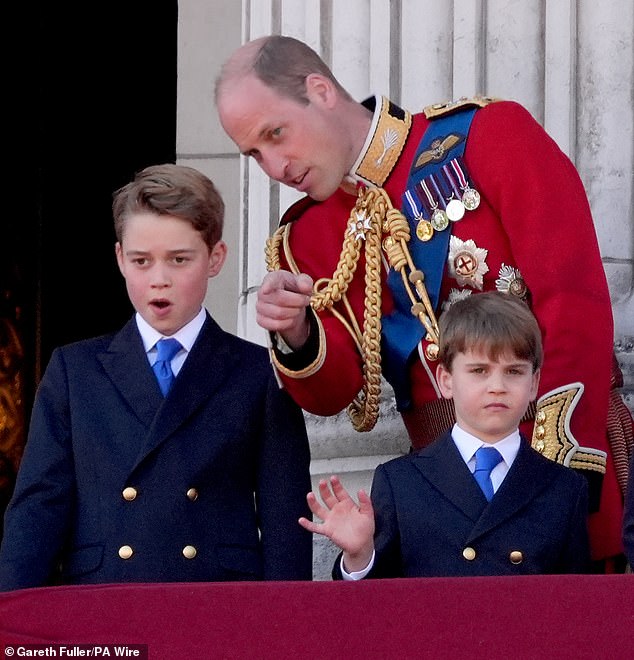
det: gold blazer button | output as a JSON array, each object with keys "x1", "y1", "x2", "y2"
[
  {"x1": 462, "y1": 547, "x2": 476, "y2": 561},
  {"x1": 122, "y1": 487, "x2": 137, "y2": 501},
  {"x1": 118, "y1": 545, "x2": 134, "y2": 560},
  {"x1": 182, "y1": 545, "x2": 197, "y2": 559},
  {"x1": 509, "y1": 550, "x2": 524, "y2": 564}
]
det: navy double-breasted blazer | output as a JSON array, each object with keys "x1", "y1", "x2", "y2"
[
  {"x1": 0, "y1": 313, "x2": 313, "y2": 590},
  {"x1": 334, "y1": 432, "x2": 590, "y2": 578}
]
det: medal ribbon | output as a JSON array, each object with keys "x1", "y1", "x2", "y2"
[
  {"x1": 404, "y1": 189, "x2": 422, "y2": 219},
  {"x1": 450, "y1": 158, "x2": 469, "y2": 188},
  {"x1": 429, "y1": 174, "x2": 449, "y2": 209},
  {"x1": 441, "y1": 164, "x2": 463, "y2": 200},
  {"x1": 418, "y1": 179, "x2": 438, "y2": 213}
]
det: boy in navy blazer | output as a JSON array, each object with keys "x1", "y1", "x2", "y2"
[
  {"x1": 0, "y1": 164, "x2": 313, "y2": 590},
  {"x1": 300, "y1": 291, "x2": 591, "y2": 577}
]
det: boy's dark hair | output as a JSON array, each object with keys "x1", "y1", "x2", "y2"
[
  {"x1": 112, "y1": 163, "x2": 224, "y2": 250},
  {"x1": 438, "y1": 291, "x2": 543, "y2": 373}
]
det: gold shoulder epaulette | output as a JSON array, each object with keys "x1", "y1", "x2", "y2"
[{"x1": 424, "y1": 95, "x2": 501, "y2": 119}]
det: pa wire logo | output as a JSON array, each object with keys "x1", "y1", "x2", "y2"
[{"x1": 3, "y1": 645, "x2": 149, "y2": 658}]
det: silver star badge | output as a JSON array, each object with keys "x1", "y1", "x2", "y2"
[
  {"x1": 447, "y1": 236, "x2": 489, "y2": 289},
  {"x1": 441, "y1": 288, "x2": 472, "y2": 313},
  {"x1": 496, "y1": 263, "x2": 528, "y2": 299},
  {"x1": 348, "y1": 210, "x2": 372, "y2": 241}
]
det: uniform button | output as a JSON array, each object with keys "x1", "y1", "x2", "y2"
[
  {"x1": 186, "y1": 488, "x2": 199, "y2": 501},
  {"x1": 118, "y1": 545, "x2": 134, "y2": 560},
  {"x1": 424, "y1": 342, "x2": 439, "y2": 361},
  {"x1": 122, "y1": 487, "x2": 137, "y2": 501},
  {"x1": 462, "y1": 547, "x2": 476, "y2": 561},
  {"x1": 182, "y1": 545, "x2": 197, "y2": 559},
  {"x1": 509, "y1": 550, "x2": 523, "y2": 564}
]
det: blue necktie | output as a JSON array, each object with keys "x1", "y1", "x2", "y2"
[
  {"x1": 152, "y1": 338, "x2": 182, "y2": 396},
  {"x1": 473, "y1": 446, "x2": 503, "y2": 501}
]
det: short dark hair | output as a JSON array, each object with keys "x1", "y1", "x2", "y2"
[
  {"x1": 438, "y1": 291, "x2": 543, "y2": 373},
  {"x1": 112, "y1": 163, "x2": 224, "y2": 250},
  {"x1": 215, "y1": 35, "x2": 351, "y2": 105}
]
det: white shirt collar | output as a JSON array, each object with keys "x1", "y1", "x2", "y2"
[
  {"x1": 451, "y1": 423, "x2": 521, "y2": 468},
  {"x1": 135, "y1": 307, "x2": 206, "y2": 354}
]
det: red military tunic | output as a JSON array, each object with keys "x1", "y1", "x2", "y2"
[{"x1": 268, "y1": 96, "x2": 621, "y2": 562}]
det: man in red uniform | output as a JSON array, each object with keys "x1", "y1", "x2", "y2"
[{"x1": 216, "y1": 35, "x2": 630, "y2": 569}]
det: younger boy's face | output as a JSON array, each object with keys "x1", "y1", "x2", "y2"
[
  {"x1": 436, "y1": 347, "x2": 540, "y2": 444},
  {"x1": 115, "y1": 212, "x2": 226, "y2": 336}
]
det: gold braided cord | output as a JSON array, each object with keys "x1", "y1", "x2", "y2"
[
  {"x1": 381, "y1": 207, "x2": 439, "y2": 343},
  {"x1": 264, "y1": 226, "x2": 285, "y2": 272},
  {"x1": 265, "y1": 223, "x2": 365, "y2": 352},
  {"x1": 346, "y1": 193, "x2": 383, "y2": 431},
  {"x1": 310, "y1": 227, "x2": 363, "y2": 311},
  {"x1": 264, "y1": 186, "x2": 439, "y2": 433},
  {"x1": 264, "y1": 188, "x2": 384, "y2": 431},
  {"x1": 312, "y1": 278, "x2": 364, "y2": 353}
]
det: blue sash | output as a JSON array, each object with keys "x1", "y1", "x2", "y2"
[{"x1": 382, "y1": 108, "x2": 477, "y2": 409}]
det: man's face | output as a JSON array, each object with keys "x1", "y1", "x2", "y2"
[{"x1": 217, "y1": 73, "x2": 352, "y2": 201}]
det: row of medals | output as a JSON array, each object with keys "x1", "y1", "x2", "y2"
[
  {"x1": 407, "y1": 162, "x2": 480, "y2": 360},
  {"x1": 413, "y1": 179, "x2": 480, "y2": 242}
]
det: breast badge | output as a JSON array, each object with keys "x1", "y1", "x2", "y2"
[
  {"x1": 448, "y1": 236, "x2": 489, "y2": 289},
  {"x1": 441, "y1": 288, "x2": 472, "y2": 313},
  {"x1": 496, "y1": 264, "x2": 529, "y2": 301}
]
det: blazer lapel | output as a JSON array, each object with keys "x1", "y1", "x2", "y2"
[
  {"x1": 467, "y1": 438, "x2": 554, "y2": 541},
  {"x1": 98, "y1": 317, "x2": 163, "y2": 429},
  {"x1": 413, "y1": 433, "x2": 488, "y2": 521},
  {"x1": 131, "y1": 314, "x2": 240, "y2": 469}
]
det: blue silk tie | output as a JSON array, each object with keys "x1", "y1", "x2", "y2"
[
  {"x1": 152, "y1": 338, "x2": 182, "y2": 396},
  {"x1": 473, "y1": 446, "x2": 503, "y2": 501}
]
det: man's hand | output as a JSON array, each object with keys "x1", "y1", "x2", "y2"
[
  {"x1": 298, "y1": 475, "x2": 375, "y2": 573},
  {"x1": 256, "y1": 270, "x2": 313, "y2": 349}
]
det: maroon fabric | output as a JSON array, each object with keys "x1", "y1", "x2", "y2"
[{"x1": 1, "y1": 576, "x2": 632, "y2": 658}]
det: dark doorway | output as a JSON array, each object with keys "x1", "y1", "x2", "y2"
[{"x1": 2, "y1": 1, "x2": 177, "y2": 514}]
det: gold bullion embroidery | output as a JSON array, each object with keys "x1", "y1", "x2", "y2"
[
  {"x1": 415, "y1": 135, "x2": 464, "y2": 168},
  {"x1": 423, "y1": 95, "x2": 501, "y2": 119},
  {"x1": 355, "y1": 96, "x2": 412, "y2": 187},
  {"x1": 531, "y1": 382, "x2": 607, "y2": 473}
]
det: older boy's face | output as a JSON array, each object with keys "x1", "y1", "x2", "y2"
[
  {"x1": 436, "y1": 348, "x2": 540, "y2": 443},
  {"x1": 115, "y1": 212, "x2": 226, "y2": 336}
]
